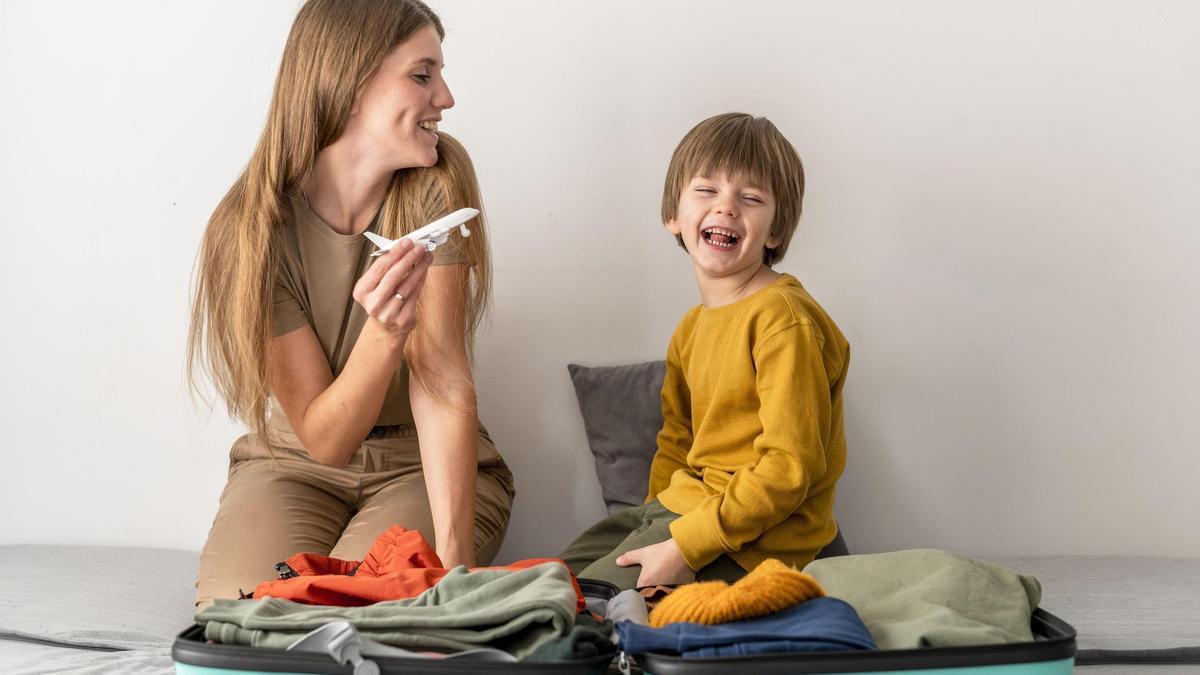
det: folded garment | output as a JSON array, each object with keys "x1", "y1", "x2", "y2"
[
  {"x1": 606, "y1": 589, "x2": 650, "y2": 625},
  {"x1": 525, "y1": 613, "x2": 616, "y2": 663},
  {"x1": 199, "y1": 562, "x2": 579, "y2": 659},
  {"x1": 617, "y1": 597, "x2": 876, "y2": 657},
  {"x1": 256, "y1": 526, "x2": 584, "y2": 612},
  {"x1": 287, "y1": 620, "x2": 518, "y2": 663},
  {"x1": 803, "y1": 548, "x2": 1041, "y2": 650},
  {"x1": 649, "y1": 558, "x2": 825, "y2": 627}
]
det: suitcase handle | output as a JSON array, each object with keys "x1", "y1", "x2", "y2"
[{"x1": 287, "y1": 621, "x2": 379, "y2": 675}]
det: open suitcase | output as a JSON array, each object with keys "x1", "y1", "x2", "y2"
[{"x1": 174, "y1": 579, "x2": 1077, "y2": 675}]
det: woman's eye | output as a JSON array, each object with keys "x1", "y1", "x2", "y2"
[{"x1": 413, "y1": 74, "x2": 431, "y2": 84}]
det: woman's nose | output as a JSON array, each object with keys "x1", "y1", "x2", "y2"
[{"x1": 434, "y1": 80, "x2": 455, "y2": 110}]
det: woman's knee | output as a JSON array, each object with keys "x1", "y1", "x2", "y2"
[
  {"x1": 473, "y1": 468, "x2": 514, "y2": 565},
  {"x1": 195, "y1": 460, "x2": 350, "y2": 606}
]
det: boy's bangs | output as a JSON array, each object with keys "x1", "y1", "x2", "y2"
[{"x1": 693, "y1": 137, "x2": 774, "y2": 192}]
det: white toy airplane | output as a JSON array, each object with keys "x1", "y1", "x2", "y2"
[{"x1": 363, "y1": 207, "x2": 478, "y2": 256}]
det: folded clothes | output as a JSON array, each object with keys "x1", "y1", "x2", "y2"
[
  {"x1": 199, "y1": 562, "x2": 579, "y2": 659},
  {"x1": 617, "y1": 597, "x2": 876, "y2": 658},
  {"x1": 803, "y1": 548, "x2": 1042, "y2": 650},
  {"x1": 287, "y1": 620, "x2": 518, "y2": 663},
  {"x1": 649, "y1": 558, "x2": 825, "y2": 627},
  {"x1": 524, "y1": 613, "x2": 616, "y2": 663},
  {"x1": 255, "y1": 526, "x2": 584, "y2": 612},
  {"x1": 606, "y1": 589, "x2": 650, "y2": 626}
]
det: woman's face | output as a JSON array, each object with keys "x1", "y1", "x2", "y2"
[{"x1": 345, "y1": 25, "x2": 454, "y2": 169}]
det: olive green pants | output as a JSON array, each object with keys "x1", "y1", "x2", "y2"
[
  {"x1": 195, "y1": 421, "x2": 514, "y2": 608},
  {"x1": 558, "y1": 501, "x2": 747, "y2": 590}
]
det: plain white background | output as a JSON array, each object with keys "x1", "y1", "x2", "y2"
[{"x1": 1, "y1": 1, "x2": 1197, "y2": 562}]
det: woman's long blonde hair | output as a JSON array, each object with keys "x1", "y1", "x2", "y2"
[{"x1": 187, "y1": 0, "x2": 491, "y2": 442}]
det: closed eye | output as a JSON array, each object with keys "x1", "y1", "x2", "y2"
[
  {"x1": 413, "y1": 74, "x2": 431, "y2": 84},
  {"x1": 743, "y1": 195, "x2": 764, "y2": 204}
]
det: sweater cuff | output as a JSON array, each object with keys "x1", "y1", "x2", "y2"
[{"x1": 669, "y1": 508, "x2": 728, "y2": 570}]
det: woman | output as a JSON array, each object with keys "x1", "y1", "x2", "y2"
[{"x1": 188, "y1": 0, "x2": 513, "y2": 608}]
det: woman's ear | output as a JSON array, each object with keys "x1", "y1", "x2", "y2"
[{"x1": 350, "y1": 80, "x2": 368, "y2": 116}]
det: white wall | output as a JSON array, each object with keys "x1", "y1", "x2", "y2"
[{"x1": 1, "y1": 1, "x2": 1197, "y2": 560}]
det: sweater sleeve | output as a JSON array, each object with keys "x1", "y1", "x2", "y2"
[
  {"x1": 669, "y1": 322, "x2": 833, "y2": 569},
  {"x1": 646, "y1": 337, "x2": 693, "y2": 501}
]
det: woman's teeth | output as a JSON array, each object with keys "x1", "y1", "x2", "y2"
[{"x1": 418, "y1": 120, "x2": 438, "y2": 133}]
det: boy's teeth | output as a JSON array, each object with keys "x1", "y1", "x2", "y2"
[{"x1": 702, "y1": 227, "x2": 739, "y2": 247}]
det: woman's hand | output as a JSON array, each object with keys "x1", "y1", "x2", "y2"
[{"x1": 352, "y1": 238, "x2": 433, "y2": 334}]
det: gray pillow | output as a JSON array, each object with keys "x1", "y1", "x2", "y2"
[{"x1": 567, "y1": 360, "x2": 666, "y2": 513}]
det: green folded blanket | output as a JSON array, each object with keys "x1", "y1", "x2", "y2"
[
  {"x1": 804, "y1": 549, "x2": 1041, "y2": 650},
  {"x1": 198, "y1": 562, "x2": 578, "y2": 659}
]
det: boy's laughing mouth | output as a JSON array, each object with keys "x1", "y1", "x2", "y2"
[{"x1": 702, "y1": 226, "x2": 741, "y2": 250}]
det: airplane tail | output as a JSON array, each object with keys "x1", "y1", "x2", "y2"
[{"x1": 362, "y1": 231, "x2": 394, "y2": 251}]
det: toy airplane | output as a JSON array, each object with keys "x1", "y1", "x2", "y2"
[{"x1": 363, "y1": 207, "x2": 477, "y2": 255}]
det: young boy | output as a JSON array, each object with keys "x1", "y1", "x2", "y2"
[{"x1": 560, "y1": 113, "x2": 850, "y2": 590}]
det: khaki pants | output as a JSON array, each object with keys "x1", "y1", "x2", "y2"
[
  {"x1": 194, "y1": 421, "x2": 515, "y2": 608},
  {"x1": 558, "y1": 501, "x2": 747, "y2": 590}
]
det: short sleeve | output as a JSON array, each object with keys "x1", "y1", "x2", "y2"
[{"x1": 271, "y1": 271, "x2": 308, "y2": 337}]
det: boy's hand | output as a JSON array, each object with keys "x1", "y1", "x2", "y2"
[{"x1": 616, "y1": 538, "x2": 696, "y2": 588}]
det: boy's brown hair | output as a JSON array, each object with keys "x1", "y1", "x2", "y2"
[{"x1": 661, "y1": 113, "x2": 805, "y2": 266}]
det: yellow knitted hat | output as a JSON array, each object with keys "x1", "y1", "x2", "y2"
[{"x1": 647, "y1": 559, "x2": 825, "y2": 627}]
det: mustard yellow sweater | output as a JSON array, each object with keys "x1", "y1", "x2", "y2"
[{"x1": 649, "y1": 274, "x2": 850, "y2": 572}]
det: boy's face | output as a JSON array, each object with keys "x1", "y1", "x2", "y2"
[{"x1": 666, "y1": 172, "x2": 779, "y2": 279}]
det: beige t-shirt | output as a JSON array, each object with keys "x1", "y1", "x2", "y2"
[{"x1": 270, "y1": 191, "x2": 467, "y2": 428}]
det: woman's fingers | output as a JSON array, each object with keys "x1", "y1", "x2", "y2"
[
  {"x1": 358, "y1": 245, "x2": 426, "y2": 321},
  {"x1": 354, "y1": 238, "x2": 414, "y2": 301},
  {"x1": 373, "y1": 251, "x2": 433, "y2": 327},
  {"x1": 369, "y1": 244, "x2": 428, "y2": 308},
  {"x1": 390, "y1": 259, "x2": 432, "y2": 328}
]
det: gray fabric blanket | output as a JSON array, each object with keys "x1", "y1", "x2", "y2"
[
  {"x1": 0, "y1": 544, "x2": 195, "y2": 674},
  {"x1": 804, "y1": 548, "x2": 1041, "y2": 650},
  {"x1": 198, "y1": 561, "x2": 578, "y2": 659}
]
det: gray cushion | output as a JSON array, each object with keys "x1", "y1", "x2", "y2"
[
  {"x1": 985, "y1": 555, "x2": 1200, "y2": 664},
  {"x1": 568, "y1": 360, "x2": 666, "y2": 513},
  {"x1": 0, "y1": 544, "x2": 198, "y2": 652}
]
